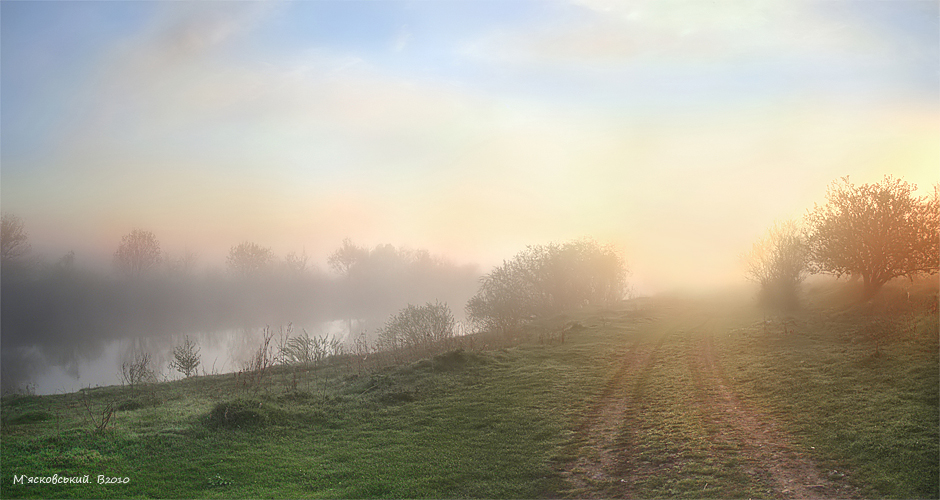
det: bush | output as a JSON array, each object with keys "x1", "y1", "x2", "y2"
[
  {"x1": 744, "y1": 220, "x2": 809, "y2": 309},
  {"x1": 169, "y1": 335, "x2": 201, "y2": 378},
  {"x1": 377, "y1": 302, "x2": 456, "y2": 351},
  {"x1": 466, "y1": 240, "x2": 627, "y2": 334},
  {"x1": 278, "y1": 328, "x2": 344, "y2": 367},
  {"x1": 240, "y1": 326, "x2": 276, "y2": 391},
  {"x1": 116, "y1": 393, "x2": 161, "y2": 412},
  {"x1": 121, "y1": 350, "x2": 157, "y2": 389}
]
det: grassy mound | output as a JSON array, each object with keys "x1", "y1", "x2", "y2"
[
  {"x1": 5, "y1": 410, "x2": 53, "y2": 425},
  {"x1": 116, "y1": 393, "x2": 162, "y2": 412},
  {"x1": 417, "y1": 348, "x2": 485, "y2": 372},
  {"x1": 205, "y1": 398, "x2": 287, "y2": 430}
]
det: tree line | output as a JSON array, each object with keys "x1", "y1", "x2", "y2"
[
  {"x1": 0, "y1": 226, "x2": 479, "y2": 392},
  {"x1": 746, "y1": 176, "x2": 939, "y2": 308},
  {"x1": 3, "y1": 213, "x2": 630, "y2": 391}
]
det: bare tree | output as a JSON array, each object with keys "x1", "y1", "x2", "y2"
[
  {"x1": 114, "y1": 229, "x2": 162, "y2": 278},
  {"x1": 226, "y1": 242, "x2": 274, "y2": 278},
  {"x1": 165, "y1": 250, "x2": 199, "y2": 278},
  {"x1": 1, "y1": 214, "x2": 30, "y2": 264},
  {"x1": 806, "y1": 176, "x2": 939, "y2": 299},
  {"x1": 745, "y1": 220, "x2": 809, "y2": 309}
]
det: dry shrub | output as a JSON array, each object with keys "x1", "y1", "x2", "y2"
[
  {"x1": 121, "y1": 350, "x2": 157, "y2": 389},
  {"x1": 239, "y1": 326, "x2": 276, "y2": 391}
]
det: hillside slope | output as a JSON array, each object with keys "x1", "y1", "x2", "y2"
[{"x1": 2, "y1": 286, "x2": 937, "y2": 499}]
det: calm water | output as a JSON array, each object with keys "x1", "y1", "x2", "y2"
[{"x1": 29, "y1": 321, "x2": 354, "y2": 395}]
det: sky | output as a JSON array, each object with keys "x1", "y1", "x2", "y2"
[{"x1": 2, "y1": 0, "x2": 938, "y2": 294}]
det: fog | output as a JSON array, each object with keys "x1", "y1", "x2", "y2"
[
  {"x1": 2, "y1": 1, "x2": 937, "y2": 393},
  {"x1": 1, "y1": 243, "x2": 479, "y2": 393}
]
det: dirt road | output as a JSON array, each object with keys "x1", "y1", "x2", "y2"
[{"x1": 561, "y1": 304, "x2": 859, "y2": 499}]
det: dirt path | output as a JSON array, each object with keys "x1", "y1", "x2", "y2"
[
  {"x1": 561, "y1": 309, "x2": 859, "y2": 499},
  {"x1": 560, "y1": 336, "x2": 659, "y2": 498},
  {"x1": 688, "y1": 329, "x2": 859, "y2": 499}
]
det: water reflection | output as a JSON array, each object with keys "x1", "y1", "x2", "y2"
[{"x1": 28, "y1": 321, "x2": 354, "y2": 395}]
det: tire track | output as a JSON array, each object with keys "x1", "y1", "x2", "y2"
[
  {"x1": 560, "y1": 332, "x2": 665, "y2": 498},
  {"x1": 560, "y1": 307, "x2": 861, "y2": 499},
  {"x1": 687, "y1": 329, "x2": 860, "y2": 499}
]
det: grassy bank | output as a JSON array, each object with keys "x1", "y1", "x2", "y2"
[
  {"x1": 2, "y1": 285, "x2": 937, "y2": 498},
  {"x1": 0, "y1": 309, "x2": 644, "y2": 498}
]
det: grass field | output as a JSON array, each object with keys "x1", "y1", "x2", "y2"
[{"x1": 2, "y1": 281, "x2": 937, "y2": 499}]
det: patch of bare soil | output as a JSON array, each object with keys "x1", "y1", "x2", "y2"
[{"x1": 687, "y1": 332, "x2": 861, "y2": 499}]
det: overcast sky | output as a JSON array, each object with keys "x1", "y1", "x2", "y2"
[{"x1": 2, "y1": 0, "x2": 937, "y2": 293}]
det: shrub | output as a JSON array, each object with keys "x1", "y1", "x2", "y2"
[
  {"x1": 116, "y1": 393, "x2": 161, "y2": 412},
  {"x1": 278, "y1": 328, "x2": 344, "y2": 367},
  {"x1": 376, "y1": 302, "x2": 456, "y2": 352},
  {"x1": 121, "y1": 350, "x2": 157, "y2": 389},
  {"x1": 169, "y1": 335, "x2": 201, "y2": 378},
  {"x1": 428, "y1": 349, "x2": 481, "y2": 372},
  {"x1": 205, "y1": 398, "x2": 291, "y2": 430},
  {"x1": 744, "y1": 220, "x2": 809, "y2": 309},
  {"x1": 467, "y1": 240, "x2": 627, "y2": 334},
  {"x1": 240, "y1": 327, "x2": 276, "y2": 391}
]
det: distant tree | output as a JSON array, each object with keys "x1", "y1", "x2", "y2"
[
  {"x1": 744, "y1": 220, "x2": 809, "y2": 309},
  {"x1": 328, "y1": 239, "x2": 365, "y2": 340},
  {"x1": 113, "y1": 229, "x2": 162, "y2": 278},
  {"x1": 168, "y1": 336, "x2": 201, "y2": 378},
  {"x1": 226, "y1": 242, "x2": 274, "y2": 278},
  {"x1": 327, "y1": 238, "x2": 368, "y2": 275},
  {"x1": 467, "y1": 240, "x2": 627, "y2": 334},
  {"x1": 377, "y1": 302, "x2": 456, "y2": 351},
  {"x1": 52, "y1": 250, "x2": 77, "y2": 277},
  {"x1": 805, "y1": 176, "x2": 939, "y2": 299},
  {"x1": 281, "y1": 250, "x2": 309, "y2": 276},
  {"x1": 165, "y1": 251, "x2": 199, "y2": 278},
  {"x1": 1, "y1": 214, "x2": 30, "y2": 264}
]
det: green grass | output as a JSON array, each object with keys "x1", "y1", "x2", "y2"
[
  {"x1": 613, "y1": 334, "x2": 762, "y2": 499},
  {"x1": 716, "y1": 284, "x2": 940, "y2": 499},
  {"x1": 1, "y1": 320, "x2": 626, "y2": 499},
  {"x1": 2, "y1": 285, "x2": 937, "y2": 498}
]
